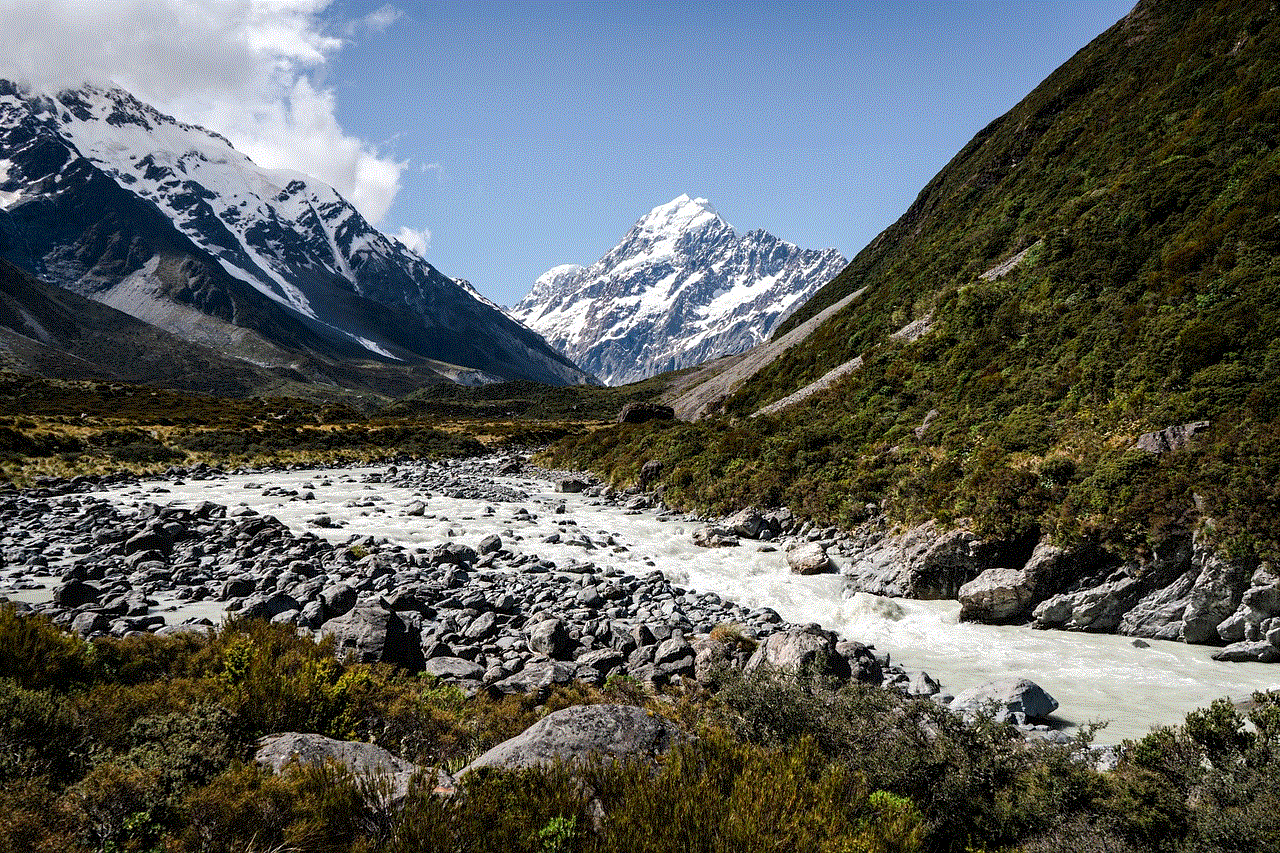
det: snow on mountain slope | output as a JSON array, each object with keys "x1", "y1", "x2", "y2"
[
  {"x1": 0, "y1": 80, "x2": 592, "y2": 388},
  {"x1": 513, "y1": 195, "x2": 846, "y2": 385}
]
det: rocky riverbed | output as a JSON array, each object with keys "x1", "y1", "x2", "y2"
[{"x1": 2, "y1": 454, "x2": 1277, "y2": 744}]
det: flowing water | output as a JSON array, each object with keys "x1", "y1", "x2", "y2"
[{"x1": 33, "y1": 464, "x2": 1279, "y2": 744}]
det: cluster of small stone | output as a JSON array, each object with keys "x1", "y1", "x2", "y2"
[{"x1": 0, "y1": 456, "x2": 1073, "y2": 742}]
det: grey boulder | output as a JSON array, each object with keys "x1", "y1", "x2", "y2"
[
  {"x1": 950, "y1": 677, "x2": 1059, "y2": 722},
  {"x1": 692, "y1": 526, "x2": 739, "y2": 548},
  {"x1": 460, "y1": 704, "x2": 682, "y2": 775},
  {"x1": 254, "y1": 732, "x2": 448, "y2": 803},
  {"x1": 958, "y1": 568, "x2": 1034, "y2": 623},
  {"x1": 786, "y1": 542, "x2": 832, "y2": 575},
  {"x1": 744, "y1": 624, "x2": 850, "y2": 680},
  {"x1": 324, "y1": 605, "x2": 424, "y2": 670},
  {"x1": 422, "y1": 656, "x2": 486, "y2": 681}
]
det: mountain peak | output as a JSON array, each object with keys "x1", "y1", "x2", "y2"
[
  {"x1": 0, "y1": 79, "x2": 595, "y2": 389},
  {"x1": 634, "y1": 194, "x2": 727, "y2": 236},
  {"x1": 514, "y1": 200, "x2": 846, "y2": 385}
]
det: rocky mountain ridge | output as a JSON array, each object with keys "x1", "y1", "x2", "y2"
[
  {"x1": 513, "y1": 195, "x2": 845, "y2": 385},
  {"x1": 0, "y1": 80, "x2": 592, "y2": 393},
  {"x1": 544, "y1": 0, "x2": 1280, "y2": 662}
]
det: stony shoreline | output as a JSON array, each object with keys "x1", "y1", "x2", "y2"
[{"x1": 0, "y1": 454, "x2": 1077, "y2": 744}]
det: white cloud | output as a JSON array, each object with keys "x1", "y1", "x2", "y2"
[
  {"x1": 0, "y1": 0, "x2": 406, "y2": 225},
  {"x1": 393, "y1": 226, "x2": 432, "y2": 258},
  {"x1": 420, "y1": 161, "x2": 445, "y2": 180},
  {"x1": 345, "y1": 4, "x2": 403, "y2": 37}
]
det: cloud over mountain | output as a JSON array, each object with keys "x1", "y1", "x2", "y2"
[{"x1": 0, "y1": 0, "x2": 405, "y2": 224}]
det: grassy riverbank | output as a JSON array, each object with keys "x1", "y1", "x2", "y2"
[
  {"x1": 0, "y1": 372, "x2": 674, "y2": 487},
  {"x1": 1, "y1": 606, "x2": 1278, "y2": 852}
]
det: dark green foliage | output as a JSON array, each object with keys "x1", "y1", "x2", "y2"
[
  {"x1": 546, "y1": 0, "x2": 1280, "y2": 560},
  {"x1": 1124, "y1": 692, "x2": 1280, "y2": 851},
  {"x1": 0, "y1": 612, "x2": 1279, "y2": 850},
  {"x1": 0, "y1": 679, "x2": 86, "y2": 783},
  {"x1": 0, "y1": 603, "x2": 97, "y2": 690},
  {"x1": 385, "y1": 374, "x2": 674, "y2": 423}
]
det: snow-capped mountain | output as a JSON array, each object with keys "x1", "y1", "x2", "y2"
[
  {"x1": 0, "y1": 80, "x2": 593, "y2": 391},
  {"x1": 512, "y1": 195, "x2": 847, "y2": 386}
]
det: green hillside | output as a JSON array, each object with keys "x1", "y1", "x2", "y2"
[{"x1": 547, "y1": 0, "x2": 1280, "y2": 559}]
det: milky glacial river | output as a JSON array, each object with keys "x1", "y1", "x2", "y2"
[{"x1": 71, "y1": 465, "x2": 1280, "y2": 745}]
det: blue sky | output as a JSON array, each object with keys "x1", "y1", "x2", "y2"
[
  {"x1": 2, "y1": 0, "x2": 1136, "y2": 307},
  {"x1": 325, "y1": 1, "x2": 1134, "y2": 305}
]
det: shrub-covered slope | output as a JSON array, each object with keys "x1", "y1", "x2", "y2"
[{"x1": 547, "y1": 0, "x2": 1280, "y2": 559}]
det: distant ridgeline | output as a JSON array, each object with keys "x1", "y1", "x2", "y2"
[{"x1": 550, "y1": 0, "x2": 1280, "y2": 561}]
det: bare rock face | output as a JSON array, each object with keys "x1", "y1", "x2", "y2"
[
  {"x1": 1033, "y1": 571, "x2": 1146, "y2": 632},
  {"x1": 786, "y1": 542, "x2": 833, "y2": 575},
  {"x1": 842, "y1": 519, "x2": 1034, "y2": 599},
  {"x1": 692, "y1": 525, "x2": 739, "y2": 548},
  {"x1": 1134, "y1": 421, "x2": 1209, "y2": 454},
  {"x1": 617, "y1": 402, "x2": 675, "y2": 424},
  {"x1": 254, "y1": 732, "x2": 447, "y2": 804},
  {"x1": 323, "y1": 605, "x2": 424, "y2": 670},
  {"x1": 1119, "y1": 571, "x2": 1198, "y2": 640},
  {"x1": 958, "y1": 568, "x2": 1034, "y2": 623},
  {"x1": 1021, "y1": 542, "x2": 1110, "y2": 599},
  {"x1": 744, "y1": 624, "x2": 851, "y2": 679},
  {"x1": 459, "y1": 704, "x2": 684, "y2": 775},
  {"x1": 1181, "y1": 539, "x2": 1250, "y2": 643},
  {"x1": 949, "y1": 677, "x2": 1059, "y2": 722}
]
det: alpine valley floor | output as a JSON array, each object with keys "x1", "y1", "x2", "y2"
[{"x1": 6, "y1": 455, "x2": 1277, "y2": 745}]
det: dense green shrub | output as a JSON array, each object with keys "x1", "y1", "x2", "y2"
[
  {"x1": 0, "y1": 611, "x2": 1278, "y2": 850},
  {"x1": 0, "y1": 604, "x2": 98, "y2": 690}
]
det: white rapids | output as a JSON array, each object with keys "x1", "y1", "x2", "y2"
[{"x1": 43, "y1": 464, "x2": 1280, "y2": 745}]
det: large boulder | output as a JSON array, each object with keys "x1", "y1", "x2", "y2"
[
  {"x1": 950, "y1": 678, "x2": 1059, "y2": 722},
  {"x1": 648, "y1": 635, "x2": 695, "y2": 681},
  {"x1": 124, "y1": 525, "x2": 174, "y2": 556},
  {"x1": 255, "y1": 732, "x2": 416, "y2": 777},
  {"x1": 527, "y1": 618, "x2": 573, "y2": 659},
  {"x1": 324, "y1": 605, "x2": 424, "y2": 670},
  {"x1": 842, "y1": 519, "x2": 1036, "y2": 599},
  {"x1": 254, "y1": 732, "x2": 447, "y2": 803},
  {"x1": 692, "y1": 526, "x2": 739, "y2": 548},
  {"x1": 459, "y1": 704, "x2": 683, "y2": 775},
  {"x1": 487, "y1": 660, "x2": 581, "y2": 699},
  {"x1": 744, "y1": 624, "x2": 851, "y2": 680},
  {"x1": 835, "y1": 640, "x2": 883, "y2": 685},
  {"x1": 958, "y1": 568, "x2": 1034, "y2": 623},
  {"x1": 53, "y1": 580, "x2": 101, "y2": 608},
  {"x1": 725, "y1": 507, "x2": 768, "y2": 540},
  {"x1": 426, "y1": 542, "x2": 478, "y2": 567},
  {"x1": 1212, "y1": 640, "x2": 1280, "y2": 663},
  {"x1": 617, "y1": 402, "x2": 675, "y2": 425},
  {"x1": 786, "y1": 542, "x2": 833, "y2": 575},
  {"x1": 320, "y1": 583, "x2": 358, "y2": 619},
  {"x1": 555, "y1": 477, "x2": 589, "y2": 494},
  {"x1": 422, "y1": 657, "x2": 485, "y2": 682},
  {"x1": 1134, "y1": 421, "x2": 1209, "y2": 454},
  {"x1": 637, "y1": 460, "x2": 664, "y2": 490},
  {"x1": 237, "y1": 591, "x2": 301, "y2": 621}
]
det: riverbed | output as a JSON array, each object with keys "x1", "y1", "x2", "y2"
[{"x1": 16, "y1": 460, "x2": 1279, "y2": 744}]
